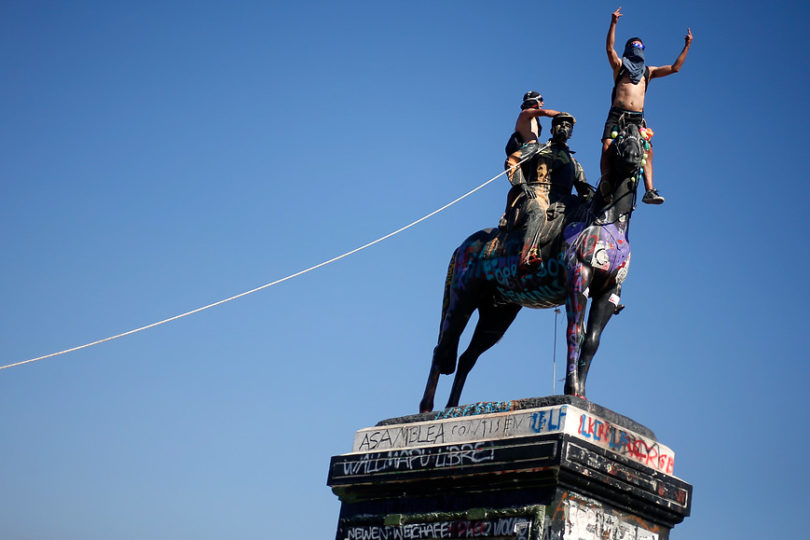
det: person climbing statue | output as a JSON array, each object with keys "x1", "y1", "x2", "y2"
[
  {"x1": 504, "y1": 91, "x2": 561, "y2": 183},
  {"x1": 601, "y1": 6, "x2": 693, "y2": 205},
  {"x1": 501, "y1": 92, "x2": 560, "y2": 270},
  {"x1": 502, "y1": 108, "x2": 593, "y2": 270},
  {"x1": 502, "y1": 92, "x2": 559, "y2": 270}
]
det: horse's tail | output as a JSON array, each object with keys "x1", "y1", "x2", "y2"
[
  {"x1": 438, "y1": 247, "x2": 459, "y2": 337},
  {"x1": 429, "y1": 248, "x2": 462, "y2": 375},
  {"x1": 437, "y1": 228, "x2": 494, "y2": 330}
]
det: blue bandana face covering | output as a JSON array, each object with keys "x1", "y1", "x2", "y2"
[{"x1": 621, "y1": 39, "x2": 646, "y2": 84}]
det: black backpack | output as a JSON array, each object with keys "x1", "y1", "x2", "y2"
[{"x1": 505, "y1": 131, "x2": 524, "y2": 156}]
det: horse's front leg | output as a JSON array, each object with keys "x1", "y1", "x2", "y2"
[
  {"x1": 446, "y1": 303, "x2": 521, "y2": 408},
  {"x1": 576, "y1": 283, "x2": 621, "y2": 398},
  {"x1": 564, "y1": 262, "x2": 593, "y2": 397}
]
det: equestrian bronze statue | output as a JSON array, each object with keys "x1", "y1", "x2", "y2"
[{"x1": 420, "y1": 116, "x2": 648, "y2": 412}]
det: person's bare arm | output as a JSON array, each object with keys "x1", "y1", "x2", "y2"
[
  {"x1": 650, "y1": 28, "x2": 693, "y2": 79},
  {"x1": 520, "y1": 108, "x2": 561, "y2": 120},
  {"x1": 606, "y1": 8, "x2": 623, "y2": 72}
]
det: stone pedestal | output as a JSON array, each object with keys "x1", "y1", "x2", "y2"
[{"x1": 327, "y1": 396, "x2": 691, "y2": 540}]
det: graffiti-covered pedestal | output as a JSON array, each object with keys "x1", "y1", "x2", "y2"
[{"x1": 326, "y1": 396, "x2": 691, "y2": 540}]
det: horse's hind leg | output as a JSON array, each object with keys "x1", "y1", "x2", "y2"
[
  {"x1": 446, "y1": 302, "x2": 521, "y2": 408},
  {"x1": 419, "y1": 299, "x2": 476, "y2": 413},
  {"x1": 576, "y1": 285, "x2": 620, "y2": 398},
  {"x1": 419, "y1": 254, "x2": 479, "y2": 412}
]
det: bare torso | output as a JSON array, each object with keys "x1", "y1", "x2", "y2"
[
  {"x1": 611, "y1": 69, "x2": 650, "y2": 112},
  {"x1": 515, "y1": 115, "x2": 540, "y2": 143}
]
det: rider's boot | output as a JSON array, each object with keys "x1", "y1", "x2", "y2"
[{"x1": 520, "y1": 244, "x2": 542, "y2": 271}]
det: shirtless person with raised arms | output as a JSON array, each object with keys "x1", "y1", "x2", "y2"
[{"x1": 602, "y1": 7, "x2": 693, "y2": 204}]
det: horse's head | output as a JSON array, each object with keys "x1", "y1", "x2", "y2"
[
  {"x1": 595, "y1": 120, "x2": 646, "y2": 221},
  {"x1": 609, "y1": 121, "x2": 645, "y2": 177}
]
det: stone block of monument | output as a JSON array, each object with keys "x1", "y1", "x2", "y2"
[{"x1": 327, "y1": 396, "x2": 691, "y2": 540}]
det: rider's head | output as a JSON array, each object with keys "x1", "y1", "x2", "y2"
[
  {"x1": 521, "y1": 91, "x2": 544, "y2": 110},
  {"x1": 551, "y1": 112, "x2": 575, "y2": 142}
]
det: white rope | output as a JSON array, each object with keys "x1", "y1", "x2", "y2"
[{"x1": 1, "y1": 159, "x2": 528, "y2": 371}]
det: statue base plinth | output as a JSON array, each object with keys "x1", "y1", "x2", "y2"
[{"x1": 326, "y1": 396, "x2": 691, "y2": 540}]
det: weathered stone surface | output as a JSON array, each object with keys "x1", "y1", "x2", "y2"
[
  {"x1": 356, "y1": 402, "x2": 674, "y2": 474},
  {"x1": 380, "y1": 395, "x2": 656, "y2": 440},
  {"x1": 327, "y1": 398, "x2": 692, "y2": 540},
  {"x1": 340, "y1": 507, "x2": 541, "y2": 540},
  {"x1": 549, "y1": 492, "x2": 665, "y2": 540}
]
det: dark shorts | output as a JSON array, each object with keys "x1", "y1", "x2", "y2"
[{"x1": 601, "y1": 107, "x2": 645, "y2": 140}]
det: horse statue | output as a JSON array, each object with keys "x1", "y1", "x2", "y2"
[{"x1": 419, "y1": 119, "x2": 648, "y2": 412}]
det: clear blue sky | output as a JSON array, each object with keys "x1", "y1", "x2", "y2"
[{"x1": 2, "y1": 1, "x2": 808, "y2": 538}]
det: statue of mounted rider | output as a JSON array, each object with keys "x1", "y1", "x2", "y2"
[
  {"x1": 419, "y1": 8, "x2": 693, "y2": 412},
  {"x1": 500, "y1": 93, "x2": 594, "y2": 271}
]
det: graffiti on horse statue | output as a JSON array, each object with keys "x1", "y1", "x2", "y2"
[{"x1": 419, "y1": 117, "x2": 647, "y2": 413}]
